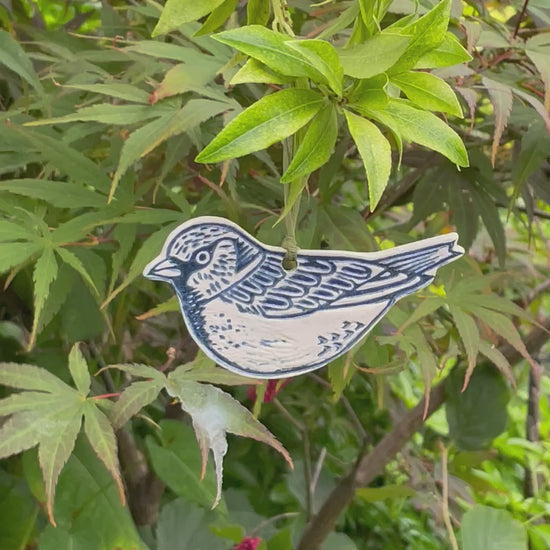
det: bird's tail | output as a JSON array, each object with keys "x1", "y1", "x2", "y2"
[{"x1": 376, "y1": 233, "x2": 464, "y2": 276}]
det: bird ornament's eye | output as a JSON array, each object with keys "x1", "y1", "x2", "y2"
[{"x1": 195, "y1": 249, "x2": 211, "y2": 265}]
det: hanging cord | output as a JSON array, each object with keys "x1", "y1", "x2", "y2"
[{"x1": 281, "y1": 138, "x2": 300, "y2": 271}]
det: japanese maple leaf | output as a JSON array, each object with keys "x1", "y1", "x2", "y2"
[{"x1": 0, "y1": 344, "x2": 124, "y2": 525}]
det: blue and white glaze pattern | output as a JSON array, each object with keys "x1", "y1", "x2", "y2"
[{"x1": 143, "y1": 216, "x2": 464, "y2": 379}]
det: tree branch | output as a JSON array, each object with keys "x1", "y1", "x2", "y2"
[{"x1": 297, "y1": 316, "x2": 550, "y2": 550}]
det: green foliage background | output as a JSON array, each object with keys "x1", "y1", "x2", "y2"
[{"x1": 1, "y1": 0, "x2": 550, "y2": 549}]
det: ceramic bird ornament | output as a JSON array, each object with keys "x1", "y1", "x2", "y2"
[{"x1": 143, "y1": 217, "x2": 463, "y2": 379}]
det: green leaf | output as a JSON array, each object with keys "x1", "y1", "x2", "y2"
[
  {"x1": 165, "y1": 379, "x2": 292, "y2": 507},
  {"x1": 0, "y1": 242, "x2": 42, "y2": 274},
  {"x1": 110, "y1": 379, "x2": 164, "y2": 430},
  {"x1": 55, "y1": 247, "x2": 99, "y2": 296},
  {"x1": 0, "y1": 30, "x2": 44, "y2": 94},
  {"x1": 0, "y1": 179, "x2": 107, "y2": 208},
  {"x1": 525, "y1": 34, "x2": 550, "y2": 107},
  {"x1": 446, "y1": 365, "x2": 510, "y2": 451},
  {"x1": 214, "y1": 25, "x2": 326, "y2": 82},
  {"x1": 449, "y1": 306, "x2": 480, "y2": 389},
  {"x1": 39, "y1": 438, "x2": 147, "y2": 548},
  {"x1": 196, "y1": 88, "x2": 325, "y2": 163},
  {"x1": 0, "y1": 411, "x2": 47, "y2": 460},
  {"x1": 347, "y1": 75, "x2": 389, "y2": 112},
  {"x1": 390, "y1": 71, "x2": 463, "y2": 117},
  {"x1": 82, "y1": 402, "x2": 125, "y2": 506},
  {"x1": 153, "y1": 61, "x2": 223, "y2": 102},
  {"x1": 0, "y1": 392, "x2": 63, "y2": 417},
  {"x1": 460, "y1": 506, "x2": 528, "y2": 550},
  {"x1": 24, "y1": 103, "x2": 171, "y2": 127},
  {"x1": 106, "y1": 363, "x2": 167, "y2": 384},
  {"x1": 169, "y1": 353, "x2": 260, "y2": 386},
  {"x1": 13, "y1": 128, "x2": 112, "y2": 194},
  {"x1": 337, "y1": 32, "x2": 411, "y2": 79},
  {"x1": 30, "y1": 248, "x2": 59, "y2": 348},
  {"x1": 231, "y1": 58, "x2": 293, "y2": 86},
  {"x1": 104, "y1": 222, "x2": 180, "y2": 307},
  {"x1": 398, "y1": 297, "x2": 445, "y2": 333},
  {"x1": 286, "y1": 39, "x2": 343, "y2": 96},
  {"x1": 478, "y1": 341, "x2": 515, "y2": 389},
  {"x1": 0, "y1": 220, "x2": 37, "y2": 242},
  {"x1": 368, "y1": 99, "x2": 468, "y2": 166},
  {"x1": 414, "y1": 32, "x2": 472, "y2": 69},
  {"x1": 247, "y1": 0, "x2": 270, "y2": 25},
  {"x1": 152, "y1": 0, "x2": 226, "y2": 37},
  {"x1": 60, "y1": 82, "x2": 151, "y2": 104},
  {"x1": 195, "y1": 0, "x2": 238, "y2": 36},
  {"x1": 68, "y1": 343, "x2": 91, "y2": 396},
  {"x1": 344, "y1": 110, "x2": 392, "y2": 209},
  {"x1": 110, "y1": 99, "x2": 228, "y2": 200},
  {"x1": 281, "y1": 104, "x2": 338, "y2": 183},
  {"x1": 146, "y1": 421, "x2": 219, "y2": 508},
  {"x1": 39, "y1": 414, "x2": 82, "y2": 526},
  {"x1": 388, "y1": 0, "x2": 451, "y2": 75},
  {"x1": 482, "y1": 78, "x2": 513, "y2": 166},
  {"x1": 511, "y1": 121, "x2": 550, "y2": 200},
  {"x1": 321, "y1": 205, "x2": 377, "y2": 251},
  {"x1": 156, "y1": 499, "x2": 227, "y2": 550},
  {"x1": 0, "y1": 363, "x2": 72, "y2": 393},
  {"x1": 467, "y1": 307, "x2": 537, "y2": 370}
]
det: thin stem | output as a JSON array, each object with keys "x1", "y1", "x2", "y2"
[
  {"x1": 513, "y1": 0, "x2": 530, "y2": 39},
  {"x1": 438, "y1": 440, "x2": 459, "y2": 550},
  {"x1": 249, "y1": 512, "x2": 300, "y2": 537}
]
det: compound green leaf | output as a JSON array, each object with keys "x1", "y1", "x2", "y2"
[
  {"x1": 68, "y1": 344, "x2": 91, "y2": 397},
  {"x1": 281, "y1": 103, "x2": 338, "y2": 183},
  {"x1": 110, "y1": 379, "x2": 164, "y2": 430},
  {"x1": 152, "y1": 0, "x2": 226, "y2": 37},
  {"x1": 368, "y1": 99, "x2": 468, "y2": 166},
  {"x1": 286, "y1": 39, "x2": 343, "y2": 96},
  {"x1": 0, "y1": 30, "x2": 44, "y2": 94},
  {"x1": 390, "y1": 71, "x2": 463, "y2": 117},
  {"x1": 344, "y1": 110, "x2": 391, "y2": 209},
  {"x1": 337, "y1": 32, "x2": 411, "y2": 79},
  {"x1": 196, "y1": 88, "x2": 324, "y2": 163},
  {"x1": 83, "y1": 402, "x2": 125, "y2": 506},
  {"x1": 460, "y1": 506, "x2": 527, "y2": 550}
]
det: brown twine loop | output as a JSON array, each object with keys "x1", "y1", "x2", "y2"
[{"x1": 281, "y1": 235, "x2": 298, "y2": 271}]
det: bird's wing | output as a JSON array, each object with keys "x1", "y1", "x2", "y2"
[{"x1": 220, "y1": 250, "x2": 431, "y2": 318}]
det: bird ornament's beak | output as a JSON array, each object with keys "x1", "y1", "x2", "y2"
[{"x1": 143, "y1": 256, "x2": 181, "y2": 281}]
